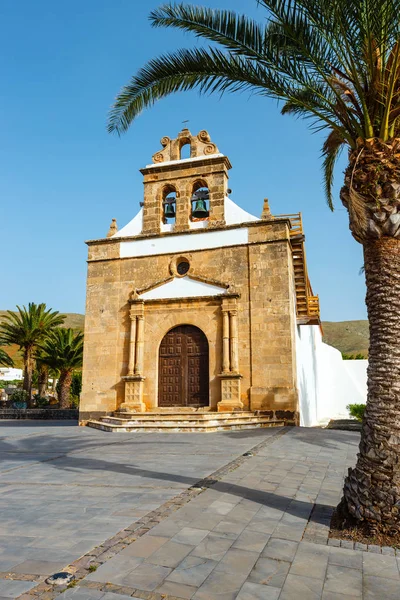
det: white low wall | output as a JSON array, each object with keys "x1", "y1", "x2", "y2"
[{"x1": 296, "y1": 325, "x2": 367, "y2": 427}]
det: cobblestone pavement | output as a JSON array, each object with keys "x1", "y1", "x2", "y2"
[{"x1": 1, "y1": 424, "x2": 396, "y2": 599}]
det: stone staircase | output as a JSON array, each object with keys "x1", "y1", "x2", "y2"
[{"x1": 86, "y1": 410, "x2": 284, "y2": 433}]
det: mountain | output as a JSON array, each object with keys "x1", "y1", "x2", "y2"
[{"x1": 322, "y1": 320, "x2": 369, "y2": 357}]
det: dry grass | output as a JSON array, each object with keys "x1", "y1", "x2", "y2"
[{"x1": 322, "y1": 320, "x2": 369, "y2": 356}]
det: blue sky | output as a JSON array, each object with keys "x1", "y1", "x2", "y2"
[{"x1": 1, "y1": 0, "x2": 366, "y2": 321}]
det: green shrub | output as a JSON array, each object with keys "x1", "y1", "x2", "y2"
[
  {"x1": 71, "y1": 372, "x2": 82, "y2": 398},
  {"x1": 342, "y1": 353, "x2": 367, "y2": 360},
  {"x1": 34, "y1": 394, "x2": 49, "y2": 408},
  {"x1": 10, "y1": 389, "x2": 29, "y2": 409},
  {"x1": 0, "y1": 379, "x2": 22, "y2": 389},
  {"x1": 70, "y1": 396, "x2": 79, "y2": 409},
  {"x1": 347, "y1": 403, "x2": 366, "y2": 421}
]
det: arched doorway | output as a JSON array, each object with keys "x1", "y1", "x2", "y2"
[{"x1": 158, "y1": 325, "x2": 209, "y2": 407}]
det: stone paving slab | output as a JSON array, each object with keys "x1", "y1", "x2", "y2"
[
  {"x1": 59, "y1": 428, "x2": 400, "y2": 599},
  {"x1": 2, "y1": 424, "x2": 397, "y2": 598},
  {"x1": 0, "y1": 421, "x2": 281, "y2": 597}
]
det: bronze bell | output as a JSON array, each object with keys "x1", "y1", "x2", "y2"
[
  {"x1": 164, "y1": 202, "x2": 176, "y2": 219},
  {"x1": 192, "y1": 199, "x2": 209, "y2": 219}
]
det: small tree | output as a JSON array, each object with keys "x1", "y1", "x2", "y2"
[
  {"x1": 0, "y1": 303, "x2": 65, "y2": 405},
  {"x1": 39, "y1": 329, "x2": 84, "y2": 409}
]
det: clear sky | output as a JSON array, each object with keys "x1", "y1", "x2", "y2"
[{"x1": 1, "y1": 0, "x2": 366, "y2": 321}]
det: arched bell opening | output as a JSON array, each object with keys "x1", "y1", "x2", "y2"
[
  {"x1": 179, "y1": 139, "x2": 191, "y2": 160},
  {"x1": 158, "y1": 324, "x2": 209, "y2": 407},
  {"x1": 161, "y1": 184, "x2": 177, "y2": 225},
  {"x1": 191, "y1": 180, "x2": 210, "y2": 222}
]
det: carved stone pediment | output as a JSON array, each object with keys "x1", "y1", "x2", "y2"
[
  {"x1": 130, "y1": 273, "x2": 231, "y2": 302},
  {"x1": 152, "y1": 128, "x2": 219, "y2": 163}
]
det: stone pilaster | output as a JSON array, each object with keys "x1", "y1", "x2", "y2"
[
  {"x1": 120, "y1": 301, "x2": 146, "y2": 412},
  {"x1": 135, "y1": 315, "x2": 145, "y2": 375},
  {"x1": 218, "y1": 299, "x2": 243, "y2": 412},
  {"x1": 127, "y1": 307, "x2": 137, "y2": 376},
  {"x1": 222, "y1": 309, "x2": 230, "y2": 374},
  {"x1": 229, "y1": 310, "x2": 239, "y2": 373}
]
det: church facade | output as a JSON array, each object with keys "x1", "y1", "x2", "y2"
[{"x1": 80, "y1": 129, "x2": 320, "y2": 427}]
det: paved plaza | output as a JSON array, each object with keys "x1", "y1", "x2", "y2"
[{"x1": 0, "y1": 422, "x2": 397, "y2": 599}]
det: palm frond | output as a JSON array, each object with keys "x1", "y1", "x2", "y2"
[
  {"x1": 150, "y1": 4, "x2": 266, "y2": 61},
  {"x1": 0, "y1": 348, "x2": 14, "y2": 368},
  {"x1": 0, "y1": 303, "x2": 66, "y2": 349},
  {"x1": 109, "y1": 0, "x2": 400, "y2": 206},
  {"x1": 39, "y1": 328, "x2": 84, "y2": 372},
  {"x1": 321, "y1": 129, "x2": 346, "y2": 210}
]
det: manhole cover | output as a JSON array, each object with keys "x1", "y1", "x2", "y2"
[
  {"x1": 46, "y1": 572, "x2": 75, "y2": 586},
  {"x1": 243, "y1": 451, "x2": 254, "y2": 457}
]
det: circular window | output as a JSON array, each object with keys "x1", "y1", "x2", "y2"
[{"x1": 177, "y1": 260, "x2": 190, "y2": 275}]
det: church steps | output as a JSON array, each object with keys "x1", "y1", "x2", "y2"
[
  {"x1": 111, "y1": 411, "x2": 261, "y2": 421},
  {"x1": 100, "y1": 415, "x2": 276, "y2": 427},
  {"x1": 86, "y1": 416, "x2": 284, "y2": 433}
]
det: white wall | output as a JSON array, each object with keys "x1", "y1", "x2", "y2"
[
  {"x1": 120, "y1": 227, "x2": 249, "y2": 258},
  {"x1": 296, "y1": 325, "x2": 367, "y2": 426},
  {"x1": 0, "y1": 368, "x2": 23, "y2": 381}
]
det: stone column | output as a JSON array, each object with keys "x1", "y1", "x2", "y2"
[
  {"x1": 222, "y1": 309, "x2": 230, "y2": 373},
  {"x1": 218, "y1": 301, "x2": 243, "y2": 413},
  {"x1": 128, "y1": 312, "x2": 137, "y2": 376},
  {"x1": 135, "y1": 315, "x2": 145, "y2": 375},
  {"x1": 120, "y1": 301, "x2": 146, "y2": 413},
  {"x1": 229, "y1": 310, "x2": 239, "y2": 373}
]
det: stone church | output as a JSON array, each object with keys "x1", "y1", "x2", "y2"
[{"x1": 80, "y1": 129, "x2": 321, "y2": 431}]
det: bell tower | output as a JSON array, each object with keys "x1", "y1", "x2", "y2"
[{"x1": 140, "y1": 128, "x2": 232, "y2": 235}]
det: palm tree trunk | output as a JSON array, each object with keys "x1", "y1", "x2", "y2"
[
  {"x1": 23, "y1": 347, "x2": 34, "y2": 408},
  {"x1": 38, "y1": 365, "x2": 48, "y2": 397},
  {"x1": 58, "y1": 370, "x2": 72, "y2": 409},
  {"x1": 341, "y1": 236, "x2": 400, "y2": 533}
]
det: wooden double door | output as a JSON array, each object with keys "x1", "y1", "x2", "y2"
[{"x1": 158, "y1": 325, "x2": 209, "y2": 407}]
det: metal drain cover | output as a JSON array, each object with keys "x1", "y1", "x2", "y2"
[{"x1": 46, "y1": 572, "x2": 75, "y2": 586}]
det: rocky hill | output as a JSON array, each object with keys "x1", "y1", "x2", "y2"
[{"x1": 322, "y1": 320, "x2": 369, "y2": 357}]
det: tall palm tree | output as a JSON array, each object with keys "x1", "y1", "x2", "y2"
[
  {"x1": 0, "y1": 349, "x2": 13, "y2": 368},
  {"x1": 0, "y1": 303, "x2": 65, "y2": 405},
  {"x1": 39, "y1": 328, "x2": 83, "y2": 409},
  {"x1": 108, "y1": 1, "x2": 400, "y2": 534}
]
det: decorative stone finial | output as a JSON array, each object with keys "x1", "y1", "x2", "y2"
[
  {"x1": 152, "y1": 129, "x2": 219, "y2": 164},
  {"x1": 261, "y1": 198, "x2": 273, "y2": 220},
  {"x1": 107, "y1": 218, "x2": 118, "y2": 237}
]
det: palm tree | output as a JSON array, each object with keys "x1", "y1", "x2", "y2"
[
  {"x1": 0, "y1": 349, "x2": 13, "y2": 368},
  {"x1": 0, "y1": 303, "x2": 65, "y2": 405},
  {"x1": 108, "y1": 1, "x2": 400, "y2": 534},
  {"x1": 39, "y1": 328, "x2": 83, "y2": 409}
]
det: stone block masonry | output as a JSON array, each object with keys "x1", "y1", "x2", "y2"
[{"x1": 80, "y1": 128, "x2": 307, "y2": 423}]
